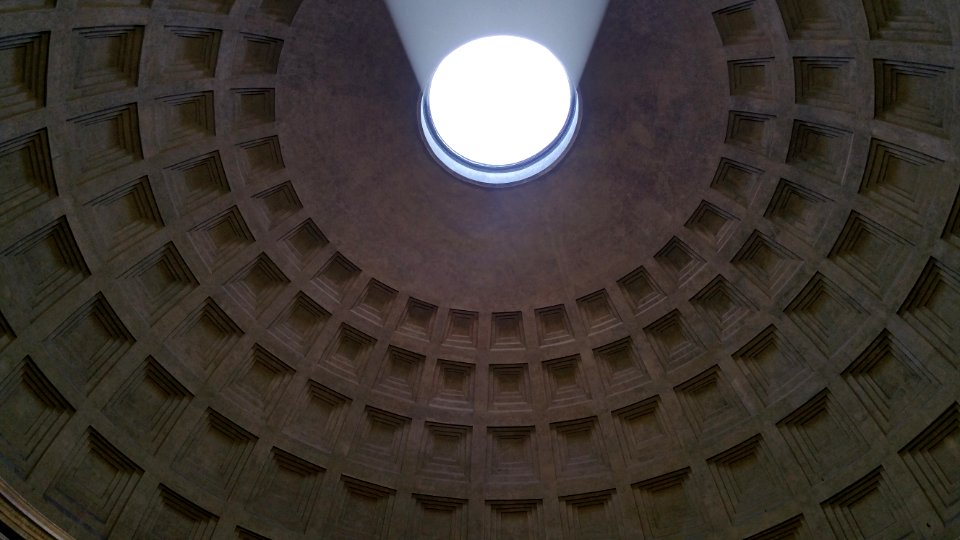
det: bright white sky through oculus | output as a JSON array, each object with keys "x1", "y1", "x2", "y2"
[{"x1": 427, "y1": 35, "x2": 572, "y2": 167}]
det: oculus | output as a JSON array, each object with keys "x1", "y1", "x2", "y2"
[{"x1": 421, "y1": 35, "x2": 580, "y2": 186}]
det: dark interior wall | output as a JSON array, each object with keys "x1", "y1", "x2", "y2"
[{"x1": 0, "y1": 0, "x2": 958, "y2": 538}]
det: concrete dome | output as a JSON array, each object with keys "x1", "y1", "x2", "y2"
[{"x1": 0, "y1": 0, "x2": 958, "y2": 538}]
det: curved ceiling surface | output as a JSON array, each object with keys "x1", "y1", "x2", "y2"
[
  {"x1": 281, "y1": 0, "x2": 727, "y2": 308},
  {"x1": 0, "y1": 0, "x2": 958, "y2": 539}
]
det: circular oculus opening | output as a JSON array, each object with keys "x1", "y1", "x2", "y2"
[{"x1": 421, "y1": 35, "x2": 579, "y2": 186}]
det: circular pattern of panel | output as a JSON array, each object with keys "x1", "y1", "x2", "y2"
[{"x1": 0, "y1": 0, "x2": 958, "y2": 538}]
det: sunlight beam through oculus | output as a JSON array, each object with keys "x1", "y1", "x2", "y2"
[{"x1": 421, "y1": 35, "x2": 580, "y2": 185}]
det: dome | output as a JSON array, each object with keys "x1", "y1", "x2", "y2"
[{"x1": 0, "y1": 0, "x2": 958, "y2": 538}]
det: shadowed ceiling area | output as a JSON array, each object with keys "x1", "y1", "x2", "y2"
[{"x1": 0, "y1": 0, "x2": 958, "y2": 538}]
